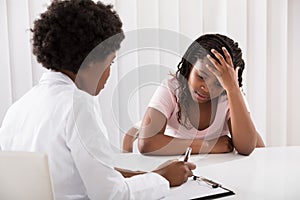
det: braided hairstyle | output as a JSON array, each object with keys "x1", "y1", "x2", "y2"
[
  {"x1": 31, "y1": 0, "x2": 124, "y2": 74},
  {"x1": 175, "y1": 33, "x2": 245, "y2": 127}
]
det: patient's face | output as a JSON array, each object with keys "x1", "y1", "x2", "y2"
[{"x1": 188, "y1": 59, "x2": 225, "y2": 103}]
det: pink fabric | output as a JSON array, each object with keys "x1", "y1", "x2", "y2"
[{"x1": 148, "y1": 78, "x2": 249, "y2": 140}]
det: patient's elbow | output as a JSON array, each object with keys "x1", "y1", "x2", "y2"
[
  {"x1": 236, "y1": 146, "x2": 255, "y2": 156},
  {"x1": 138, "y1": 139, "x2": 153, "y2": 154}
]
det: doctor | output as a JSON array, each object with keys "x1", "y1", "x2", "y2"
[{"x1": 0, "y1": 0, "x2": 195, "y2": 199}]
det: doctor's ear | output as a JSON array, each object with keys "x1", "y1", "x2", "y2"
[
  {"x1": 86, "y1": 61, "x2": 97, "y2": 68},
  {"x1": 85, "y1": 61, "x2": 106, "y2": 72}
]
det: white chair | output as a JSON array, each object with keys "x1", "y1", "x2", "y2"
[{"x1": 0, "y1": 151, "x2": 55, "y2": 200}]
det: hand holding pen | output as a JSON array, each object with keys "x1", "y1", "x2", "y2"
[{"x1": 152, "y1": 147, "x2": 196, "y2": 187}]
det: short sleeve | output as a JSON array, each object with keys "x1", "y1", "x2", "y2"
[{"x1": 148, "y1": 79, "x2": 177, "y2": 119}]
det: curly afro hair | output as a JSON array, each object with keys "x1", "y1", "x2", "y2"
[{"x1": 31, "y1": 0, "x2": 124, "y2": 74}]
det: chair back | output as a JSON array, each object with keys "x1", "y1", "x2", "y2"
[{"x1": 0, "y1": 151, "x2": 55, "y2": 200}]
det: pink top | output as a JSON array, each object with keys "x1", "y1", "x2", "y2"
[{"x1": 148, "y1": 78, "x2": 249, "y2": 140}]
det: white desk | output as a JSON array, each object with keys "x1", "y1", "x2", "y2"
[{"x1": 116, "y1": 146, "x2": 300, "y2": 200}]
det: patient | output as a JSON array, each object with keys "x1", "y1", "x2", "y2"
[{"x1": 127, "y1": 34, "x2": 265, "y2": 155}]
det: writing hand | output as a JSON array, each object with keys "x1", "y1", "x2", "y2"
[{"x1": 153, "y1": 159, "x2": 196, "y2": 187}]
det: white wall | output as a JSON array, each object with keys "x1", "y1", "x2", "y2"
[{"x1": 1, "y1": 0, "x2": 300, "y2": 149}]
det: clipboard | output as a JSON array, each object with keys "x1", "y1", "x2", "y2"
[{"x1": 163, "y1": 176, "x2": 235, "y2": 200}]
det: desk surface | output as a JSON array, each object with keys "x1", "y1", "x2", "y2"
[{"x1": 116, "y1": 146, "x2": 300, "y2": 200}]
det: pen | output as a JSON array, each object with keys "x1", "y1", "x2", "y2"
[
  {"x1": 193, "y1": 175, "x2": 221, "y2": 188},
  {"x1": 183, "y1": 147, "x2": 192, "y2": 162}
]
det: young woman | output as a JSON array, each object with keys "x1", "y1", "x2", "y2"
[
  {"x1": 137, "y1": 34, "x2": 265, "y2": 156},
  {"x1": 0, "y1": 0, "x2": 195, "y2": 199}
]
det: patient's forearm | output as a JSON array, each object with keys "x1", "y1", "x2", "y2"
[{"x1": 138, "y1": 133, "x2": 207, "y2": 155}]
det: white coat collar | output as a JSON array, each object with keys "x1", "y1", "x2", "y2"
[{"x1": 39, "y1": 70, "x2": 76, "y2": 87}]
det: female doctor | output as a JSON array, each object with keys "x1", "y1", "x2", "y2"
[{"x1": 0, "y1": 0, "x2": 195, "y2": 199}]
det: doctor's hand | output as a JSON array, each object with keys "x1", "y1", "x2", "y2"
[{"x1": 153, "y1": 159, "x2": 196, "y2": 187}]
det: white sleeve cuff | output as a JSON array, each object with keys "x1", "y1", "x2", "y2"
[{"x1": 125, "y1": 172, "x2": 170, "y2": 199}]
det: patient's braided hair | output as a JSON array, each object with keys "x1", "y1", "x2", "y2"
[{"x1": 175, "y1": 34, "x2": 245, "y2": 128}]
